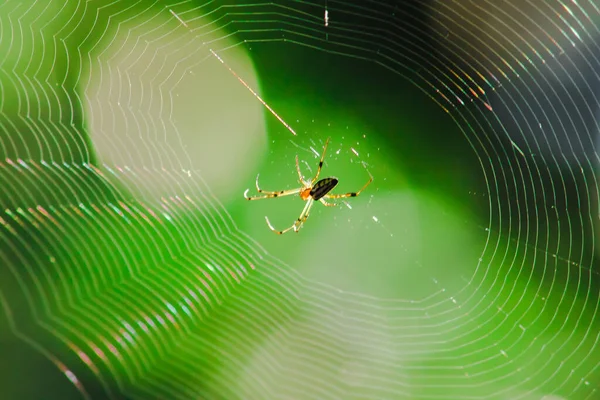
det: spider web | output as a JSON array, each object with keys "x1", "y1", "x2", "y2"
[{"x1": 0, "y1": 0, "x2": 599, "y2": 399}]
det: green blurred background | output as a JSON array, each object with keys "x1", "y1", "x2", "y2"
[{"x1": 0, "y1": 1, "x2": 598, "y2": 399}]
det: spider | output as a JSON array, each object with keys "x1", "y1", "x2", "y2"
[{"x1": 243, "y1": 137, "x2": 373, "y2": 234}]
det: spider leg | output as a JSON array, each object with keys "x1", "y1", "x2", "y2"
[
  {"x1": 319, "y1": 198, "x2": 338, "y2": 207},
  {"x1": 324, "y1": 173, "x2": 373, "y2": 199},
  {"x1": 295, "y1": 155, "x2": 305, "y2": 184},
  {"x1": 254, "y1": 174, "x2": 282, "y2": 194},
  {"x1": 244, "y1": 174, "x2": 302, "y2": 200},
  {"x1": 310, "y1": 137, "x2": 331, "y2": 184},
  {"x1": 265, "y1": 199, "x2": 314, "y2": 234},
  {"x1": 245, "y1": 187, "x2": 300, "y2": 200},
  {"x1": 244, "y1": 179, "x2": 301, "y2": 200}
]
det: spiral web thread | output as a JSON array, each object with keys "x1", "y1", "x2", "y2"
[{"x1": 0, "y1": 1, "x2": 598, "y2": 399}]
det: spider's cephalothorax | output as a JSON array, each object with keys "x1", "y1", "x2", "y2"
[{"x1": 244, "y1": 137, "x2": 372, "y2": 234}]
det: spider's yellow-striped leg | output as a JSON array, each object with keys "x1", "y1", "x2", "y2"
[
  {"x1": 311, "y1": 137, "x2": 331, "y2": 184},
  {"x1": 324, "y1": 173, "x2": 373, "y2": 199},
  {"x1": 244, "y1": 174, "x2": 301, "y2": 200},
  {"x1": 244, "y1": 187, "x2": 300, "y2": 200},
  {"x1": 319, "y1": 198, "x2": 338, "y2": 207},
  {"x1": 265, "y1": 199, "x2": 314, "y2": 234},
  {"x1": 295, "y1": 155, "x2": 305, "y2": 184}
]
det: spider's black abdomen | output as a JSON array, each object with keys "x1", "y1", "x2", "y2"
[{"x1": 310, "y1": 177, "x2": 338, "y2": 200}]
